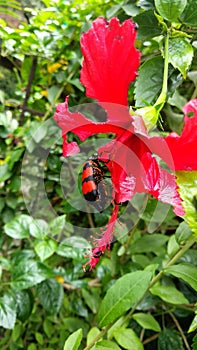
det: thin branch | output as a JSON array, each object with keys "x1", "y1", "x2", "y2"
[
  {"x1": 169, "y1": 311, "x2": 191, "y2": 350},
  {"x1": 20, "y1": 56, "x2": 37, "y2": 124}
]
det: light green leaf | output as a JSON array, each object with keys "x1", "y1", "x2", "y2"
[
  {"x1": 132, "y1": 312, "x2": 161, "y2": 332},
  {"x1": 155, "y1": 0, "x2": 187, "y2": 21},
  {"x1": 49, "y1": 215, "x2": 66, "y2": 237},
  {"x1": 164, "y1": 263, "x2": 197, "y2": 291},
  {"x1": 150, "y1": 282, "x2": 189, "y2": 304},
  {"x1": 188, "y1": 314, "x2": 197, "y2": 333},
  {"x1": 176, "y1": 171, "x2": 197, "y2": 236},
  {"x1": 168, "y1": 38, "x2": 193, "y2": 79},
  {"x1": 4, "y1": 215, "x2": 41, "y2": 239},
  {"x1": 97, "y1": 271, "x2": 152, "y2": 327},
  {"x1": 95, "y1": 340, "x2": 121, "y2": 349},
  {"x1": 63, "y1": 329, "x2": 83, "y2": 350},
  {"x1": 134, "y1": 56, "x2": 164, "y2": 107},
  {"x1": 113, "y1": 328, "x2": 144, "y2": 350},
  {"x1": 34, "y1": 239, "x2": 57, "y2": 261},
  {"x1": 87, "y1": 327, "x2": 100, "y2": 346},
  {"x1": 0, "y1": 293, "x2": 16, "y2": 329},
  {"x1": 0, "y1": 163, "x2": 12, "y2": 182}
]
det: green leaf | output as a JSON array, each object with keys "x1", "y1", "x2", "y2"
[
  {"x1": 122, "y1": 4, "x2": 139, "y2": 16},
  {"x1": 97, "y1": 271, "x2": 152, "y2": 327},
  {"x1": 63, "y1": 329, "x2": 83, "y2": 350},
  {"x1": 113, "y1": 328, "x2": 144, "y2": 350},
  {"x1": 37, "y1": 278, "x2": 64, "y2": 314},
  {"x1": 150, "y1": 282, "x2": 189, "y2": 304},
  {"x1": 164, "y1": 263, "x2": 197, "y2": 291},
  {"x1": 168, "y1": 38, "x2": 193, "y2": 79},
  {"x1": 188, "y1": 314, "x2": 197, "y2": 333},
  {"x1": 87, "y1": 327, "x2": 100, "y2": 345},
  {"x1": 48, "y1": 215, "x2": 66, "y2": 237},
  {"x1": 175, "y1": 221, "x2": 192, "y2": 244},
  {"x1": 11, "y1": 260, "x2": 53, "y2": 290},
  {"x1": 4, "y1": 214, "x2": 41, "y2": 239},
  {"x1": 192, "y1": 333, "x2": 197, "y2": 350},
  {"x1": 16, "y1": 289, "x2": 34, "y2": 322},
  {"x1": 95, "y1": 340, "x2": 121, "y2": 349},
  {"x1": 132, "y1": 312, "x2": 161, "y2": 332},
  {"x1": 0, "y1": 163, "x2": 12, "y2": 182},
  {"x1": 47, "y1": 85, "x2": 61, "y2": 105},
  {"x1": 155, "y1": 0, "x2": 187, "y2": 21},
  {"x1": 134, "y1": 10, "x2": 161, "y2": 40},
  {"x1": 34, "y1": 239, "x2": 57, "y2": 261},
  {"x1": 167, "y1": 235, "x2": 180, "y2": 257},
  {"x1": 134, "y1": 56, "x2": 163, "y2": 107},
  {"x1": 35, "y1": 332, "x2": 44, "y2": 345},
  {"x1": 180, "y1": 0, "x2": 197, "y2": 26},
  {"x1": 0, "y1": 293, "x2": 16, "y2": 329},
  {"x1": 176, "y1": 171, "x2": 197, "y2": 236},
  {"x1": 129, "y1": 233, "x2": 169, "y2": 254},
  {"x1": 11, "y1": 323, "x2": 23, "y2": 342},
  {"x1": 158, "y1": 328, "x2": 184, "y2": 350},
  {"x1": 138, "y1": 0, "x2": 155, "y2": 10}
]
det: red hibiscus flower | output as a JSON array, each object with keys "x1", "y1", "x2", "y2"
[{"x1": 54, "y1": 17, "x2": 197, "y2": 270}]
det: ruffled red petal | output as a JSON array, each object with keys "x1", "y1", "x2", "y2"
[
  {"x1": 141, "y1": 153, "x2": 184, "y2": 216},
  {"x1": 80, "y1": 17, "x2": 140, "y2": 105}
]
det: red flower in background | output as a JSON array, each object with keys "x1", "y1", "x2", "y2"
[{"x1": 54, "y1": 17, "x2": 197, "y2": 270}]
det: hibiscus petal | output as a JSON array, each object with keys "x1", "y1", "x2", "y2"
[
  {"x1": 80, "y1": 17, "x2": 140, "y2": 105},
  {"x1": 147, "y1": 99, "x2": 197, "y2": 171},
  {"x1": 141, "y1": 153, "x2": 184, "y2": 216}
]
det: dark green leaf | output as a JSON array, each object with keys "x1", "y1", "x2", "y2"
[
  {"x1": 134, "y1": 10, "x2": 161, "y2": 40},
  {"x1": 164, "y1": 263, "x2": 197, "y2": 291},
  {"x1": 158, "y1": 328, "x2": 184, "y2": 350},
  {"x1": 155, "y1": 0, "x2": 187, "y2": 21},
  {"x1": 180, "y1": 0, "x2": 197, "y2": 26},
  {"x1": 0, "y1": 293, "x2": 16, "y2": 329},
  {"x1": 134, "y1": 56, "x2": 163, "y2": 107},
  {"x1": 130, "y1": 233, "x2": 169, "y2": 254},
  {"x1": 97, "y1": 271, "x2": 152, "y2": 327},
  {"x1": 168, "y1": 38, "x2": 193, "y2": 79},
  {"x1": 63, "y1": 329, "x2": 82, "y2": 350},
  {"x1": 11, "y1": 260, "x2": 53, "y2": 290},
  {"x1": 16, "y1": 289, "x2": 34, "y2": 322},
  {"x1": 37, "y1": 278, "x2": 64, "y2": 314}
]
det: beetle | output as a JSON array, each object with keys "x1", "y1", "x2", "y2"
[{"x1": 81, "y1": 154, "x2": 110, "y2": 211}]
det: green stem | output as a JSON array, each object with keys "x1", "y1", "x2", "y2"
[{"x1": 154, "y1": 31, "x2": 170, "y2": 111}]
